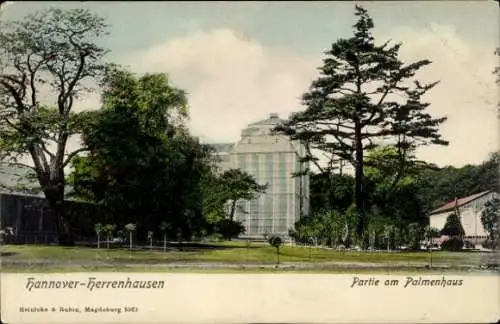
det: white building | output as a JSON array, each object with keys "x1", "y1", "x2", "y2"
[
  {"x1": 429, "y1": 190, "x2": 498, "y2": 244},
  {"x1": 210, "y1": 113, "x2": 310, "y2": 238}
]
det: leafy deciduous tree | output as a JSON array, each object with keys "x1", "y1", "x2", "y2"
[
  {"x1": 124, "y1": 223, "x2": 136, "y2": 251},
  {"x1": 70, "y1": 69, "x2": 214, "y2": 241},
  {"x1": 424, "y1": 225, "x2": 440, "y2": 244},
  {"x1": 268, "y1": 235, "x2": 283, "y2": 265},
  {"x1": 481, "y1": 197, "x2": 499, "y2": 241},
  {"x1": 104, "y1": 223, "x2": 116, "y2": 249},
  {"x1": 0, "y1": 8, "x2": 109, "y2": 245},
  {"x1": 217, "y1": 169, "x2": 267, "y2": 222},
  {"x1": 406, "y1": 222, "x2": 422, "y2": 250}
]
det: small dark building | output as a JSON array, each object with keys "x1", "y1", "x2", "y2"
[
  {"x1": 0, "y1": 192, "x2": 58, "y2": 244},
  {"x1": 0, "y1": 192, "x2": 103, "y2": 244},
  {"x1": 0, "y1": 163, "x2": 105, "y2": 244}
]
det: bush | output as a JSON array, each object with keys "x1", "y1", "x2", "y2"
[
  {"x1": 407, "y1": 223, "x2": 423, "y2": 250},
  {"x1": 268, "y1": 235, "x2": 283, "y2": 265},
  {"x1": 482, "y1": 239, "x2": 499, "y2": 250},
  {"x1": 441, "y1": 237, "x2": 464, "y2": 251},
  {"x1": 214, "y1": 219, "x2": 245, "y2": 240},
  {"x1": 440, "y1": 213, "x2": 465, "y2": 237},
  {"x1": 268, "y1": 235, "x2": 283, "y2": 248},
  {"x1": 463, "y1": 240, "x2": 475, "y2": 249}
]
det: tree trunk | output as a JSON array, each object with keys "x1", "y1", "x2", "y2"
[
  {"x1": 428, "y1": 246, "x2": 432, "y2": 268},
  {"x1": 354, "y1": 123, "x2": 366, "y2": 242},
  {"x1": 229, "y1": 200, "x2": 237, "y2": 221},
  {"x1": 45, "y1": 186, "x2": 74, "y2": 246}
]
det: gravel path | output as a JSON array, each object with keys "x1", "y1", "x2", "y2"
[{"x1": 2, "y1": 258, "x2": 496, "y2": 272}]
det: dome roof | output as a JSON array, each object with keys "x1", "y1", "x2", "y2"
[
  {"x1": 247, "y1": 113, "x2": 284, "y2": 127},
  {"x1": 240, "y1": 113, "x2": 285, "y2": 137}
]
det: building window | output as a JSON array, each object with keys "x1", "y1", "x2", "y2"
[
  {"x1": 278, "y1": 216, "x2": 288, "y2": 233},
  {"x1": 237, "y1": 154, "x2": 246, "y2": 169}
]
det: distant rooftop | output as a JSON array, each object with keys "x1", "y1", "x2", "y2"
[
  {"x1": 0, "y1": 163, "x2": 39, "y2": 193},
  {"x1": 429, "y1": 190, "x2": 494, "y2": 215},
  {"x1": 0, "y1": 162, "x2": 74, "y2": 198},
  {"x1": 248, "y1": 113, "x2": 285, "y2": 127}
]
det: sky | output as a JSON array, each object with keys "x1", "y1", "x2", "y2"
[{"x1": 2, "y1": 1, "x2": 499, "y2": 167}]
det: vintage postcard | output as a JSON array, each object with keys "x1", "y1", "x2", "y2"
[{"x1": 0, "y1": 1, "x2": 498, "y2": 323}]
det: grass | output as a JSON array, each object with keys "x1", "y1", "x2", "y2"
[{"x1": 0, "y1": 242, "x2": 492, "y2": 273}]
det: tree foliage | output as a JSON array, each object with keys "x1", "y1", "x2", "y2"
[
  {"x1": 298, "y1": 142, "x2": 498, "y2": 250},
  {"x1": 406, "y1": 222, "x2": 423, "y2": 250},
  {"x1": 69, "y1": 68, "x2": 212, "y2": 240},
  {"x1": 290, "y1": 209, "x2": 353, "y2": 247},
  {"x1": 440, "y1": 237, "x2": 464, "y2": 252},
  {"x1": 268, "y1": 235, "x2": 283, "y2": 265},
  {"x1": 216, "y1": 168, "x2": 267, "y2": 221},
  {"x1": 364, "y1": 146, "x2": 430, "y2": 227},
  {"x1": 274, "y1": 5, "x2": 447, "y2": 239},
  {"x1": 69, "y1": 68, "x2": 265, "y2": 242},
  {"x1": 309, "y1": 172, "x2": 354, "y2": 214},
  {"x1": 424, "y1": 225, "x2": 440, "y2": 243},
  {"x1": 440, "y1": 212, "x2": 465, "y2": 238},
  {"x1": 416, "y1": 152, "x2": 498, "y2": 212},
  {"x1": 481, "y1": 197, "x2": 499, "y2": 241},
  {"x1": 199, "y1": 168, "x2": 267, "y2": 240}
]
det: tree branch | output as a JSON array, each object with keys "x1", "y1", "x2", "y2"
[
  {"x1": 26, "y1": 53, "x2": 42, "y2": 110},
  {"x1": 2, "y1": 117, "x2": 24, "y2": 133},
  {"x1": 62, "y1": 52, "x2": 87, "y2": 113},
  {"x1": 2, "y1": 161, "x2": 37, "y2": 172},
  {"x1": 40, "y1": 141, "x2": 55, "y2": 160},
  {"x1": 304, "y1": 143, "x2": 324, "y2": 174},
  {"x1": 0, "y1": 79, "x2": 26, "y2": 113},
  {"x1": 63, "y1": 147, "x2": 89, "y2": 168},
  {"x1": 34, "y1": 144, "x2": 50, "y2": 173},
  {"x1": 315, "y1": 121, "x2": 355, "y2": 130},
  {"x1": 363, "y1": 79, "x2": 401, "y2": 127}
]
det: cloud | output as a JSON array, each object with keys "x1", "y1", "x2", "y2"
[
  {"x1": 119, "y1": 28, "x2": 320, "y2": 143},
  {"x1": 379, "y1": 24, "x2": 498, "y2": 166},
  {"x1": 119, "y1": 24, "x2": 497, "y2": 167}
]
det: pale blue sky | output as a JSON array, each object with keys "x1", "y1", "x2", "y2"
[
  {"x1": 5, "y1": 1, "x2": 497, "y2": 56},
  {"x1": 2, "y1": 1, "x2": 499, "y2": 167}
]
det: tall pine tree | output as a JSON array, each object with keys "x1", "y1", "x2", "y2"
[{"x1": 275, "y1": 6, "x2": 448, "y2": 241}]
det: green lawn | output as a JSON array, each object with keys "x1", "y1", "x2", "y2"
[{"x1": 0, "y1": 242, "x2": 492, "y2": 273}]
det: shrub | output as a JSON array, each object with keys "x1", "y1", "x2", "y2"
[
  {"x1": 482, "y1": 239, "x2": 499, "y2": 250},
  {"x1": 215, "y1": 219, "x2": 244, "y2": 240},
  {"x1": 268, "y1": 235, "x2": 283, "y2": 265},
  {"x1": 440, "y1": 212, "x2": 465, "y2": 237},
  {"x1": 441, "y1": 237, "x2": 464, "y2": 251},
  {"x1": 407, "y1": 223, "x2": 423, "y2": 250},
  {"x1": 268, "y1": 235, "x2": 283, "y2": 248},
  {"x1": 463, "y1": 240, "x2": 475, "y2": 249}
]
